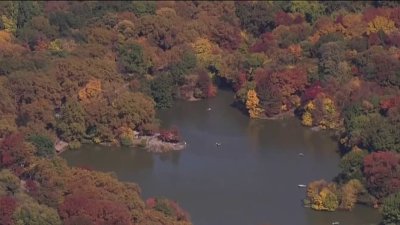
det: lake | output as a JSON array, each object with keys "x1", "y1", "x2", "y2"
[{"x1": 62, "y1": 89, "x2": 381, "y2": 225}]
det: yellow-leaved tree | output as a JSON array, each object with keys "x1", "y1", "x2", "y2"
[
  {"x1": 339, "y1": 179, "x2": 364, "y2": 210},
  {"x1": 319, "y1": 187, "x2": 339, "y2": 211},
  {"x1": 48, "y1": 39, "x2": 63, "y2": 52},
  {"x1": 319, "y1": 97, "x2": 338, "y2": 129},
  {"x1": 301, "y1": 101, "x2": 315, "y2": 126},
  {"x1": 307, "y1": 180, "x2": 339, "y2": 211},
  {"x1": 367, "y1": 16, "x2": 396, "y2": 35},
  {"x1": 191, "y1": 38, "x2": 214, "y2": 65},
  {"x1": 246, "y1": 90, "x2": 263, "y2": 118},
  {"x1": 1, "y1": 15, "x2": 16, "y2": 34}
]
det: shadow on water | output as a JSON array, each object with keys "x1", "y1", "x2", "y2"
[{"x1": 62, "y1": 89, "x2": 381, "y2": 225}]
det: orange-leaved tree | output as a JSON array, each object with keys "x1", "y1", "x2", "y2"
[{"x1": 78, "y1": 79, "x2": 102, "y2": 102}]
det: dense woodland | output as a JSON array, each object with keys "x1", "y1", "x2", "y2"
[{"x1": 1, "y1": 1, "x2": 400, "y2": 224}]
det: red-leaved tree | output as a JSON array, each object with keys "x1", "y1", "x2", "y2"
[
  {"x1": 0, "y1": 196, "x2": 17, "y2": 225},
  {"x1": 250, "y1": 32, "x2": 276, "y2": 53},
  {"x1": 0, "y1": 133, "x2": 33, "y2": 175},
  {"x1": 302, "y1": 82, "x2": 323, "y2": 102},
  {"x1": 59, "y1": 194, "x2": 132, "y2": 225},
  {"x1": 363, "y1": 151, "x2": 400, "y2": 199}
]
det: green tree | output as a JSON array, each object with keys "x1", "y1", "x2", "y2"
[
  {"x1": 235, "y1": 1, "x2": 277, "y2": 36},
  {"x1": 150, "y1": 74, "x2": 174, "y2": 109},
  {"x1": 322, "y1": 1, "x2": 368, "y2": 14},
  {"x1": 0, "y1": 170, "x2": 20, "y2": 196},
  {"x1": 383, "y1": 192, "x2": 400, "y2": 225},
  {"x1": 56, "y1": 100, "x2": 86, "y2": 142},
  {"x1": 0, "y1": 1, "x2": 18, "y2": 33},
  {"x1": 337, "y1": 148, "x2": 367, "y2": 183},
  {"x1": 18, "y1": 15, "x2": 57, "y2": 43},
  {"x1": 169, "y1": 51, "x2": 197, "y2": 85},
  {"x1": 136, "y1": 14, "x2": 180, "y2": 50},
  {"x1": 317, "y1": 41, "x2": 346, "y2": 81},
  {"x1": 48, "y1": 11, "x2": 81, "y2": 37},
  {"x1": 118, "y1": 43, "x2": 151, "y2": 77},
  {"x1": 344, "y1": 104, "x2": 400, "y2": 152},
  {"x1": 366, "y1": 116, "x2": 400, "y2": 152},
  {"x1": 16, "y1": 1, "x2": 42, "y2": 29},
  {"x1": 113, "y1": 92, "x2": 156, "y2": 129},
  {"x1": 13, "y1": 201, "x2": 62, "y2": 225},
  {"x1": 290, "y1": 1, "x2": 326, "y2": 24},
  {"x1": 27, "y1": 135, "x2": 55, "y2": 158},
  {"x1": 131, "y1": 1, "x2": 156, "y2": 17}
]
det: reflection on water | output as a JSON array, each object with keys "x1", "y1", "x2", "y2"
[
  {"x1": 246, "y1": 119, "x2": 265, "y2": 151},
  {"x1": 63, "y1": 90, "x2": 381, "y2": 225}
]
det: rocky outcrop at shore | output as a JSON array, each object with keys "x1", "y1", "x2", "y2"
[
  {"x1": 132, "y1": 134, "x2": 186, "y2": 153},
  {"x1": 55, "y1": 140, "x2": 69, "y2": 154}
]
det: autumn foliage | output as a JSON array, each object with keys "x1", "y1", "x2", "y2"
[
  {"x1": 0, "y1": 133, "x2": 33, "y2": 174},
  {"x1": 59, "y1": 194, "x2": 132, "y2": 225},
  {"x1": 306, "y1": 180, "x2": 339, "y2": 211},
  {"x1": 158, "y1": 128, "x2": 180, "y2": 143},
  {"x1": 306, "y1": 179, "x2": 364, "y2": 211},
  {"x1": 78, "y1": 79, "x2": 102, "y2": 102},
  {"x1": 0, "y1": 1, "x2": 400, "y2": 223},
  {"x1": 0, "y1": 196, "x2": 17, "y2": 225},
  {"x1": 363, "y1": 151, "x2": 400, "y2": 199},
  {"x1": 246, "y1": 90, "x2": 263, "y2": 118}
]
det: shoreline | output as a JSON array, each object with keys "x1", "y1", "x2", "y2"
[
  {"x1": 57, "y1": 134, "x2": 186, "y2": 154},
  {"x1": 54, "y1": 104, "x2": 326, "y2": 156},
  {"x1": 258, "y1": 109, "x2": 296, "y2": 120}
]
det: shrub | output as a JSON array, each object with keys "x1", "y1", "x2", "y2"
[{"x1": 68, "y1": 141, "x2": 81, "y2": 150}]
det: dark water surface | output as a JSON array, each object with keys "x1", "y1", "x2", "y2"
[{"x1": 62, "y1": 90, "x2": 381, "y2": 225}]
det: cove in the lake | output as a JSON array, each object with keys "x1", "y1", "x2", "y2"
[{"x1": 62, "y1": 90, "x2": 381, "y2": 225}]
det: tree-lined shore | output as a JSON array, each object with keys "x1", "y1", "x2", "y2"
[{"x1": 1, "y1": 1, "x2": 400, "y2": 224}]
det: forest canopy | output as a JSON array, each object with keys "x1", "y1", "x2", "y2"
[{"x1": 1, "y1": 1, "x2": 400, "y2": 224}]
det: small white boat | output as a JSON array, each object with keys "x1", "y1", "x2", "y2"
[
  {"x1": 207, "y1": 107, "x2": 212, "y2": 111},
  {"x1": 298, "y1": 184, "x2": 307, "y2": 188},
  {"x1": 332, "y1": 222, "x2": 340, "y2": 225},
  {"x1": 216, "y1": 142, "x2": 221, "y2": 147},
  {"x1": 298, "y1": 153, "x2": 304, "y2": 156}
]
